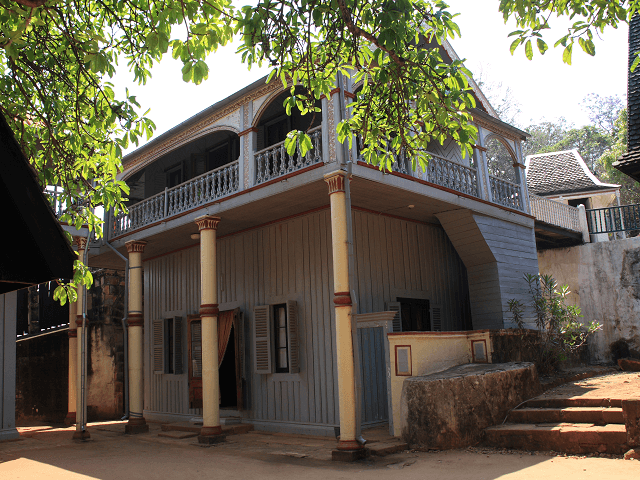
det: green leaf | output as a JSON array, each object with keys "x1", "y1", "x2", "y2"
[{"x1": 525, "y1": 39, "x2": 533, "y2": 60}]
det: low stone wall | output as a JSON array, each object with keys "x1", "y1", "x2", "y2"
[
  {"x1": 387, "y1": 330, "x2": 492, "y2": 437},
  {"x1": 400, "y1": 362, "x2": 539, "y2": 449}
]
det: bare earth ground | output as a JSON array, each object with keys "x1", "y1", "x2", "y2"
[{"x1": 1, "y1": 371, "x2": 639, "y2": 479}]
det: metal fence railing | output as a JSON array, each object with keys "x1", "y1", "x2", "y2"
[{"x1": 586, "y1": 204, "x2": 640, "y2": 234}]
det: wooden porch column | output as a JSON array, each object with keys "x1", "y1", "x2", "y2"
[
  {"x1": 195, "y1": 215, "x2": 225, "y2": 444},
  {"x1": 125, "y1": 240, "x2": 149, "y2": 434},
  {"x1": 65, "y1": 297, "x2": 77, "y2": 425},
  {"x1": 324, "y1": 171, "x2": 365, "y2": 461},
  {"x1": 73, "y1": 236, "x2": 90, "y2": 440}
]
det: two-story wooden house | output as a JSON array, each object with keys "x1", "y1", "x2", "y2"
[{"x1": 86, "y1": 53, "x2": 537, "y2": 453}]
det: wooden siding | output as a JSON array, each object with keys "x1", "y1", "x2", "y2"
[
  {"x1": 352, "y1": 210, "x2": 471, "y2": 331},
  {"x1": 143, "y1": 208, "x2": 471, "y2": 427},
  {"x1": 436, "y1": 209, "x2": 538, "y2": 329},
  {"x1": 358, "y1": 326, "x2": 388, "y2": 424}
]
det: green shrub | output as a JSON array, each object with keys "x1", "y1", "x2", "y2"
[{"x1": 508, "y1": 273, "x2": 602, "y2": 373}]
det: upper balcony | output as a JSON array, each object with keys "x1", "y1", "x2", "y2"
[{"x1": 96, "y1": 80, "x2": 532, "y2": 247}]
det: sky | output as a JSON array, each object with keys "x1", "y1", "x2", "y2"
[{"x1": 112, "y1": 2, "x2": 629, "y2": 149}]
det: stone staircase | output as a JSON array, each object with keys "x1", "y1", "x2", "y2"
[{"x1": 484, "y1": 396, "x2": 629, "y2": 454}]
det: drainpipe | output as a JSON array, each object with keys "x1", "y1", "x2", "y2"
[
  {"x1": 105, "y1": 240, "x2": 130, "y2": 420},
  {"x1": 80, "y1": 238, "x2": 90, "y2": 435},
  {"x1": 337, "y1": 72, "x2": 365, "y2": 445}
]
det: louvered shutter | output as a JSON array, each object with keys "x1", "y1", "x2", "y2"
[
  {"x1": 173, "y1": 316, "x2": 183, "y2": 374},
  {"x1": 253, "y1": 305, "x2": 273, "y2": 374},
  {"x1": 153, "y1": 319, "x2": 164, "y2": 374},
  {"x1": 191, "y1": 320, "x2": 202, "y2": 377},
  {"x1": 286, "y1": 300, "x2": 300, "y2": 374},
  {"x1": 430, "y1": 305, "x2": 442, "y2": 332},
  {"x1": 386, "y1": 302, "x2": 402, "y2": 332}
]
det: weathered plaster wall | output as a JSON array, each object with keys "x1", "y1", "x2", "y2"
[
  {"x1": 85, "y1": 269, "x2": 125, "y2": 420},
  {"x1": 15, "y1": 269, "x2": 125, "y2": 423},
  {"x1": 538, "y1": 237, "x2": 640, "y2": 363}
]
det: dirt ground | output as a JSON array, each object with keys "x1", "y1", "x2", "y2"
[
  {"x1": 2, "y1": 371, "x2": 639, "y2": 479},
  {"x1": 0, "y1": 420, "x2": 638, "y2": 480}
]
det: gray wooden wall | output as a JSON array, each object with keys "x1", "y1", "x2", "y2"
[
  {"x1": 143, "y1": 208, "x2": 471, "y2": 433},
  {"x1": 436, "y1": 209, "x2": 538, "y2": 329},
  {"x1": 0, "y1": 292, "x2": 19, "y2": 441}
]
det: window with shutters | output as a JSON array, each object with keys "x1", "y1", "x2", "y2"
[
  {"x1": 253, "y1": 301, "x2": 299, "y2": 375},
  {"x1": 152, "y1": 316, "x2": 183, "y2": 374}
]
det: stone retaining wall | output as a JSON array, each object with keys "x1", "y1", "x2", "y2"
[{"x1": 400, "y1": 362, "x2": 539, "y2": 449}]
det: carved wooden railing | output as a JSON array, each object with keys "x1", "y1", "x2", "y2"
[
  {"x1": 254, "y1": 126, "x2": 322, "y2": 184},
  {"x1": 529, "y1": 194, "x2": 581, "y2": 232},
  {"x1": 489, "y1": 176, "x2": 523, "y2": 211},
  {"x1": 421, "y1": 155, "x2": 478, "y2": 198},
  {"x1": 111, "y1": 160, "x2": 240, "y2": 238},
  {"x1": 369, "y1": 147, "x2": 480, "y2": 199}
]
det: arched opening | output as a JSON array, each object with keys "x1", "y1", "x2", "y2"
[
  {"x1": 485, "y1": 137, "x2": 517, "y2": 184},
  {"x1": 253, "y1": 88, "x2": 323, "y2": 184},
  {"x1": 255, "y1": 87, "x2": 322, "y2": 151},
  {"x1": 125, "y1": 129, "x2": 240, "y2": 205}
]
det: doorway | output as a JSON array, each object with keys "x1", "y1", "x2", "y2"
[{"x1": 187, "y1": 309, "x2": 243, "y2": 411}]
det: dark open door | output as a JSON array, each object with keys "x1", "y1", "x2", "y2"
[
  {"x1": 187, "y1": 309, "x2": 244, "y2": 411},
  {"x1": 187, "y1": 314, "x2": 202, "y2": 409}
]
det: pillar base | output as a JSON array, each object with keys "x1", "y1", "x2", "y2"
[
  {"x1": 198, "y1": 425, "x2": 225, "y2": 444},
  {"x1": 72, "y1": 430, "x2": 91, "y2": 441},
  {"x1": 332, "y1": 448, "x2": 369, "y2": 462},
  {"x1": 64, "y1": 412, "x2": 76, "y2": 426},
  {"x1": 125, "y1": 418, "x2": 149, "y2": 435},
  {"x1": 197, "y1": 434, "x2": 226, "y2": 445}
]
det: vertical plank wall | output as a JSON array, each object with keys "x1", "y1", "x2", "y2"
[
  {"x1": 143, "y1": 208, "x2": 471, "y2": 430},
  {"x1": 352, "y1": 209, "x2": 471, "y2": 330}
]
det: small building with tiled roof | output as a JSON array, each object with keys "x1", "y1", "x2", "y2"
[{"x1": 525, "y1": 149, "x2": 620, "y2": 210}]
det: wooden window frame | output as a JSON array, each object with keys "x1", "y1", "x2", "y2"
[{"x1": 253, "y1": 300, "x2": 299, "y2": 375}]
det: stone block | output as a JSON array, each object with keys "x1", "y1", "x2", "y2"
[
  {"x1": 618, "y1": 358, "x2": 640, "y2": 372},
  {"x1": 622, "y1": 399, "x2": 640, "y2": 447}
]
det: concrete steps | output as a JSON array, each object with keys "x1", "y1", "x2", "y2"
[{"x1": 484, "y1": 397, "x2": 629, "y2": 454}]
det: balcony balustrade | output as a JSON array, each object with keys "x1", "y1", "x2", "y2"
[
  {"x1": 489, "y1": 176, "x2": 523, "y2": 211},
  {"x1": 529, "y1": 195, "x2": 581, "y2": 232},
  {"x1": 111, "y1": 160, "x2": 239, "y2": 238},
  {"x1": 106, "y1": 126, "x2": 536, "y2": 240},
  {"x1": 254, "y1": 126, "x2": 322, "y2": 184}
]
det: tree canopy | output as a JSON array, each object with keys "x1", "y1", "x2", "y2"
[{"x1": 1, "y1": 0, "x2": 637, "y2": 301}]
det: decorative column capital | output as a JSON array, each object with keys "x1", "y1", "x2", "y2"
[
  {"x1": 73, "y1": 236, "x2": 88, "y2": 251},
  {"x1": 195, "y1": 215, "x2": 221, "y2": 231},
  {"x1": 324, "y1": 170, "x2": 350, "y2": 195},
  {"x1": 125, "y1": 240, "x2": 147, "y2": 254}
]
